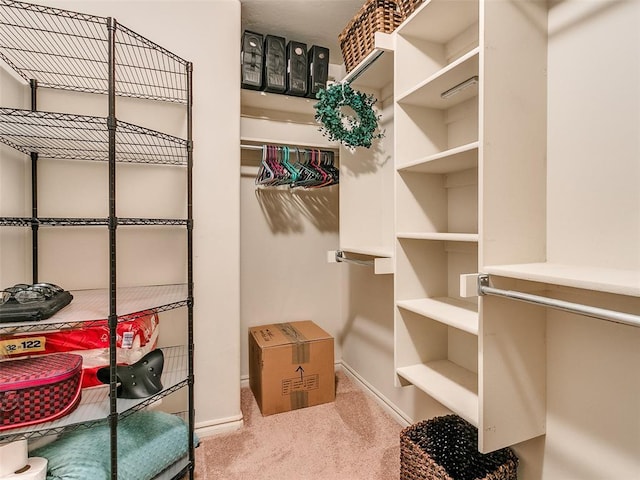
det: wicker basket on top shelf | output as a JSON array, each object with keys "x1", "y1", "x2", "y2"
[
  {"x1": 338, "y1": 0, "x2": 404, "y2": 73},
  {"x1": 398, "y1": 0, "x2": 424, "y2": 19}
]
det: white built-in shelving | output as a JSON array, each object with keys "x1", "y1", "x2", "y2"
[
  {"x1": 393, "y1": 0, "x2": 549, "y2": 453},
  {"x1": 338, "y1": 33, "x2": 395, "y2": 271}
]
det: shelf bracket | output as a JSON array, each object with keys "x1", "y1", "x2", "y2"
[{"x1": 329, "y1": 250, "x2": 393, "y2": 275}]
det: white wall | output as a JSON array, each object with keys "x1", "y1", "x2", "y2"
[
  {"x1": 538, "y1": 1, "x2": 640, "y2": 478},
  {"x1": 0, "y1": 66, "x2": 30, "y2": 287},
  {"x1": 0, "y1": 0, "x2": 242, "y2": 433},
  {"x1": 547, "y1": 0, "x2": 640, "y2": 269}
]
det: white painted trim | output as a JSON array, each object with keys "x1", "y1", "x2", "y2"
[
  {"x1": 338, "y1": 361, "x2": 411, "y2": 427},
  {"x1": 195, "y1": 413, "x2": 244, "y2": 438}
]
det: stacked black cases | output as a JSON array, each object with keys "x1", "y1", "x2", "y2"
[
  {"x1": 262, "y1": 35, "x2": 286, "y2": 93},
  {"x1": 307, "y1": 45, "x2": 329, "y2": 98},
  {"x1": 286, "y1": 41, "x2": 307, "y2": 96},
  {"x1": 241, "y1": 30, "x2": 263, "y2": 90}
]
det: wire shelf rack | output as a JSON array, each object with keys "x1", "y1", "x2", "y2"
[
  {"x1": 0, "y1": 284, "x2": 189, "y2": 334},
  {"x1": 0, "y1": 0, "x2": 190, "y2": 103},
  {"x1": 0, "y1": 217, "x2": 189, "y2": 227},
  {"x1": 0, "y1": 108, "x2": 189, "y2": 165},
  {"x1": 0, "y1": 345, "x2": 189, "y2": 443}
]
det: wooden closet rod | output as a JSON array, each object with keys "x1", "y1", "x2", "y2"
[{"x1": 478, "y1": 274, "x2": 640, "y2": 328}]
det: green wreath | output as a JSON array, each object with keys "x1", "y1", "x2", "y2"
[{"x1": 314, "y1": 83, "x2": 384, "y2": 149}]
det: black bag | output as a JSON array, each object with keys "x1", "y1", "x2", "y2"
[
  {"x1": 286, "y1": 40, "x2": 308, "y2": 96},
  {"x1": 0, "y1": 288, "x2": 73, "y2": 323},
  {"x1": 241, "y1": 30, "x2": 264, "y2": 90},
  {"x1": 307, "y1": 45, "x2": 329, "y2": 98},
  {"x1": 262, "y1": 34, "x2": 287, "y2": 93}
]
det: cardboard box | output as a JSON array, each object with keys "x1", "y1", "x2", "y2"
[{"x1": 249, "y1": 321, "x2": 335, "y2": 416}]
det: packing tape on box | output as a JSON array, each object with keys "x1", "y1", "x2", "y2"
[
  {"x1": 0, "y1": 457, "x2": 47, "y2": 480},
  {"x1": 277, "y1": 323, "x2": 310, "y2": 364},
  {"x1": 0, "y1": 440, "x2": 28, "y2": 477}
]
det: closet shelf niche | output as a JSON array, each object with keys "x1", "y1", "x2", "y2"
[
  {"x1": 0, "y1": 1, "x2": 195, "y2": 478},
  {"x1": 396, "y1": 48, "x2": 479, "y2": 109}
]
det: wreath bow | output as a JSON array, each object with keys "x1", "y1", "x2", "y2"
[{"x1": 314, "y1": 83, "x2": 384, "y2": 149}]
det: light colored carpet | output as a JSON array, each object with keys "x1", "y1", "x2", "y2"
[{"x1": 194, "y1": 370, "x2": 403, "y2": 479}]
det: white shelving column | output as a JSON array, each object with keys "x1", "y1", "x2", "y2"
[
  {"x1": 393, "y1": 0, "x2": 549, "y2": 453},
  {"x1": 338, "y1": 33, "x2": 395, "y2": 269}
]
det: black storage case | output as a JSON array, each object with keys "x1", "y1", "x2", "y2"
[
  {"x1": 241, "y1": 30, "x2": 264, "y2": 90},
  {"x1": 0, "y1": 290, "x2": 73, "y2": 323},
  {"x1": 286, "y1": 40, "x2": 308, "y2": 96},
  {"x1": 307, "y1": 45, "x2": 330, "y2": 98},
  {"x1": 262, "y1": 34, "x2": 287, "y2": 93}
]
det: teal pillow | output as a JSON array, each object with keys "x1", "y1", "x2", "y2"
[{"x1": 32, "y1": 411, "x2": 194, "y2": 480}]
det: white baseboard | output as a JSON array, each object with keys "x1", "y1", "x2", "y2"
[
  {"x1": 195, "y1": 413, "x2": 244, "y2": 438},
  {"x1": 337, "y1": 361, "x2": 411, "y2": 428}
]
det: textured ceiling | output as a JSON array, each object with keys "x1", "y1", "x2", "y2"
[{"x1": 240, "y1": 0, "x2": 364, "y2": 65}]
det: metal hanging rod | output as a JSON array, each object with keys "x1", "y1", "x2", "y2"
[
  {"x1": 241, "y1": 144, "x2": 265, "y2": 152},
  {"x1": 478, "y1": 274, "x2": 640, "y2": 328},
  {"x1": 335, "y1": 250, "x2": 374, "y2": 267},
  {"x1": 241, "y1": 144, "x2": 339, "y2": 155}
]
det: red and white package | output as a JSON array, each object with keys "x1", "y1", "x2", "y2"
[{"x1": 0, "y1": 310, "x2": 159, "y2": 388}]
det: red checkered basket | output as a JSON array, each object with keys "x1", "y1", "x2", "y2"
[{"x1": 0, "y1": 353, "x2": 82, "y2": 431}]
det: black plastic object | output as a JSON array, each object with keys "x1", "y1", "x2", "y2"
[
  {"x1": 97, "y1": 349, "x2": 164, "y2": 399},
  {"x1": 286, "y1": 40, "x2": 308, "y2": 96},
  {"x1": 241, "y1": 30, "x2": 264, "y2": 90},
  {"x1": 262, "y1": 34, "x2": 287, "y2": 93},
  {"x1": 307, "y1": 45, "x2": 330, "y2": 98},
  {"x1": 0, "y1": 290, "x2": 73, "y2": 323}
]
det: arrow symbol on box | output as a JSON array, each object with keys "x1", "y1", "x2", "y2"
[{"x1": 296, "y1": 366, "x2": 304, "y2": 381}]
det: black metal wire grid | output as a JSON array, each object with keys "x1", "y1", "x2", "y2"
[
  {"x1": 0, "y1": 108, "x2": 189, "y2": 165},
  {"x1": 0, "y1": 217, "x2": 189, "y2": 226},
  {"x1": 0, "y1": 0, "x2": 189, "y2": 103},
  {"x1": 0, "y1": 379, "x2": 189, "y2": 444}
]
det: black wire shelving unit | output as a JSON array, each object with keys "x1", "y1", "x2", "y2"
[{"x1": 0, "y1": 1, "x2": 195, "y2": 479}]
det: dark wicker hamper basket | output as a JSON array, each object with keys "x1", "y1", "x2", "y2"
[{"x1": 400, "y1": 415, "x2": 519, "y2": 480}]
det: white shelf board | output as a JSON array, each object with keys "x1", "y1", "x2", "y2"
[
  {"x1": 342, "y1": 33, "x2": 394, "y2": 90},
  {"x1": 483, "y1": 263, "x2": 640, "y2": 297},
  {"x1": 339, "y1": 246, "x2": 393, "y2": 258},
  {"x1": 397, "y1": 297, "x2": 479, "y2": 334},
  {"x1": 398, "y1": 142, "x2": 479, "y2": 174},
  {"x1": 398, "y1": 0, "x2": 479, "y2": 44},
  {"x1": 397, "y1": 232, "x2": 479, "y2": 242},
  {"x1": 396, "y1": 360, "x2": 478, "y2": 426},
  {"x1": 397, "y1": 47, "x2": 479, "y2": 109}
]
